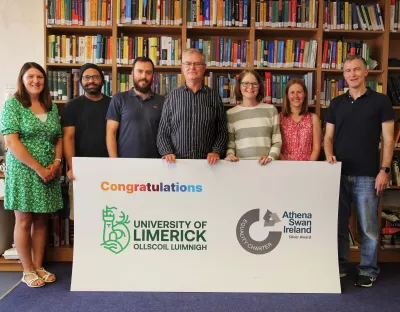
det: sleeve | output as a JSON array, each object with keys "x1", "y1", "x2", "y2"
[
  {"x1": 0, "y1": 98, "x2": 21, "y2": 135},
  {"x1": 325, "y1": 98, "x2": 337, "y2": 125},
  {"x1": 211, "y1": 94, "x2": 228, "y2": 155},
  {"x1": 380, "y1": 94, "x2": 395, "y2": 123},
  {"x1": 226, "y1": 111, "x2": 236, "y2": 156},
  {"x1": 106, "y1": 94, "x2": 122, "y2": 122},
  {"x1": 269, "y1": 106, "x2": 282, "y2": 160},
  {"x1": 53, "y1": 103, "x2": 63, "y2": 138},
  {"x1": 61, "y1": 99, "x2": 77, "y2": 127},
  {"x1": 156, "y1": 96, "x2": 174, "y2": 156}
]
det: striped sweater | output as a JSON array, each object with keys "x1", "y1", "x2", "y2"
[{"x1": 226, "y1": 103, "x2": 282, "y2": 160}]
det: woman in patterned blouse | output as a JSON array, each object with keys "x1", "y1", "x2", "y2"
[
  {"x1": 279, "y1": 78, "x2": 321, "y2": 161},
  {"x1": 0, "y1": 63, "x2": 63, "y2": 287}
]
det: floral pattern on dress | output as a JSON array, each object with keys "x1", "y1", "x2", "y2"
[{"x1": 279, "y1": 112, "x2": 313, "y2": 161}]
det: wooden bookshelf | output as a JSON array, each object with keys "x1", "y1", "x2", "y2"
[{"x1": 42, "y1": 0, "x2": 400, "y2": 262}]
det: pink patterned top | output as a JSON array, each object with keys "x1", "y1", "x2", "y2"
[{"x1": 279, "y1": 112, "x2": 313, "y2": 161}]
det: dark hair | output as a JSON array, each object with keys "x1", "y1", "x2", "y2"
[
  {"x1": 343, "y1": 55, "x2": 367, "y2": 69},
  {"x1": 15, "y1": 62, "x2": 52, "y2": 112},
  {"x1": 234, "y1": 70, "x2": 264, "y2": 103},
  {"x1": 132, "y1": 56, "x2": 155, "y2": 72},
  {"x1": 282, "y1": 78, "x2": 308, "y2": 117}
]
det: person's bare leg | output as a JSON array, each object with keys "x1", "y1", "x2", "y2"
[
  {"x1": 14, "y1": 211, "x2": 44, "y2": 286},
  {"x1": 32, "y1": 213, "x2": 55, "y2": 282}
]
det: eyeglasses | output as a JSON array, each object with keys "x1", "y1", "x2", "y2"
[
  {"x1": 182, "y1": 62, "x2": 206, "y2": 67},
  {"x1": 240, "y1": 82, "x2": 260, "y2": 88},
  {"x1": 82, "y1": 75, "x2": 101, "y2": 81}
]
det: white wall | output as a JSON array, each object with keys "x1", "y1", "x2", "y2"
[
  {"x1": 0, "y1": 0, "x2": 44, "y2": 106},
  {"x1": 0, "y1": 0, "x2": 43, "y2": 154}
]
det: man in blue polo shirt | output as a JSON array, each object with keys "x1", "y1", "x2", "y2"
[
  {"x1": 324, "y1": 55, "x2": 395, "y2": 288},
  {"x1": 106, "y1": 56, "x2": 164, "y2": 158}
]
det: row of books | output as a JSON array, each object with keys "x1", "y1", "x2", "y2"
[
  {"x1": 320, "y1": 78, "x2": 381, "y2": 107},
  {"x1": 254, "y1": 39, "x2": 318, "y2": 69},
  {"x1": 48, "y1": 70, "x2": 112, "y2": 101},
  {"x1": 46, "y1": 0, "x2": 112, "y2": 26},
  {"x1": 395, "y1": 123, "x2": 400, "y2": 149},
  {"x1": 265, "y1": 72, "x2": 314, "y2": 104},
  {"x1": 117, "y1": 72, "x2": 183, "y2": 95},
  {"x1": 381, "y1": 210, "x2": 400, "y2": 249},
  {"x1": 323, "y1": 1, "x2": 384, "y2": 31},
  {"x1": 118, "y1": 71, "x2": 315, "y2": 105},
  {"x1": 186, "y1": 38, "x2": 250, "y2": 67},
  {"x1": 387, "y1": 76, "x2": 400, "y2": 107},
  {"x1": 186, "y1": 0, "x2": 249, "y2": 27},
  {"x1": 117, "y1": 0, "x2": 183, "y2": 25},
  {"x1": 255, "y1": 0, "x2": 317, "y2": 28},
  {"x1": 49, "y1": 184, "x2": 74, "y2": 247},
  {"x1": 118, "y1": 72, "x2": 237, "y2": 103},
  {"x1": 390, "y1": 156, "x2": 400, "y2": 186},
  {"x1": 116, "y1": 36, "x2": 182, "y2": 66},
  {"x1": 390, "y1": 0, "x2": 400, "y2": 31},
  {"x1": 47, "y1": 34, "x2": 113, "y2": 65},
  {"x1": 321, "y1": 40, "x2": 371, "y2": 70}
]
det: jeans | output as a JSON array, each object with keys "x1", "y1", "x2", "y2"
[{"x1": 338, "y1": 175, "x2": 380, "y2": 278}]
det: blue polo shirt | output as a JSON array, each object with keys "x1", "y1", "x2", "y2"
[{"x1": 106, "y1": 89, "x2": 165, "y2": 158}]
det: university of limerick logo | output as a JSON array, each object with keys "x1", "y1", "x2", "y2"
[
  {"x1": 101, "y1": 206, "x2": 131, "y2": 254},
  {"x1": 236, "y1": 209, "x2": 282, "y2": 255}
]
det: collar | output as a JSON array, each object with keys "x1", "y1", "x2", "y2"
[
  {"x1": 183, "y1": 83, "x2": 207, "y2": 92},
  {"x1": 345, "y1": 87, "x2": 372, "y2": 100},
  {"x1": 129, "y1": 88, "x2": 154, "y2": 100}
]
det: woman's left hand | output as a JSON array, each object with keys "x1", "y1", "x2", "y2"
[{"x1": 258, "y1": 156, "x2": 273, "y2": 166}]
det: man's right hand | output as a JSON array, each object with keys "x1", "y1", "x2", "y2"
[
  {"x1": 67, "y1": 169, "x2": 75, "y2": 180},
  {"x1": 162, "y1": 154, "x2": 176, "y2": 163},
  {"x1": 326, "y1": 154, "x2": 337, "y2": 163}
]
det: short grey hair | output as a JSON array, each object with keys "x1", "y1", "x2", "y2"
[
  {"x1": 182, "y1": 48, "x2": 205, "y2": 64},
  {"x1": 343, "y1": 55, "x2": 367, "y2": 69}
]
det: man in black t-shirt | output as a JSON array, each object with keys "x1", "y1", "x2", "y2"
[
  {"x1": 62, "y1": 63, "x2": 111, "y2": 219},
  {"x1": 324, "y1": 55, "x2": 395, "y2": 288}
]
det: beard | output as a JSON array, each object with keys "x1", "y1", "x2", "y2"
[
  {"x1": 133, "y1": 78, "x2": 152, "y2": 93},
  {"x1": 83, "y1": 83, "x2": 103, "y2": 95}
]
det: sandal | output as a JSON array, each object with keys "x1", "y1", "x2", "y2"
[
  {"x1": 36, "y1": 267, "x2": 56, "y2": 283},
  {"x1": 21, "y1": 271, "x2": 45, "y2": 288}
]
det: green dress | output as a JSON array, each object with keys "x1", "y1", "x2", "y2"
[{"x1": 0, "y1": 97, "x2": 63, "y2": 213}]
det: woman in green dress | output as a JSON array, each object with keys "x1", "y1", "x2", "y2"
[{"x1": 0, "y1": 62, "x2": 63, "y2": 288}]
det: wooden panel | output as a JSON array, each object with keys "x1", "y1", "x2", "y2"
[
  {"x1": 0, "y1": 257, "x2": 23, "y2": 272},
  {"x1": 45, "y1": 245, "x2": 73, "y2": 262}
]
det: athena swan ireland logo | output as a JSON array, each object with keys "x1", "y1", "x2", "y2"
[
  {"x1": 236, "y1": 209, "x2": 282, "y2": 254},
  {"x1": 101, "y1": 206, "x2": 131, "y2": 254}
]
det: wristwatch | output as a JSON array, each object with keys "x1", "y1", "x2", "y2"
[{"x1": 380, "y1": 167, "x2": 390, "y2": 173}]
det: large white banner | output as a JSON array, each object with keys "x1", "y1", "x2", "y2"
[{"x1": 71, "y1": 158, "x2": 341, "y2": 293}]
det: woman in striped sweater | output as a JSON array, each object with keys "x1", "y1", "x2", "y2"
[{"x1": 225, "y1": 70, "x2": 282, "y2": 165}]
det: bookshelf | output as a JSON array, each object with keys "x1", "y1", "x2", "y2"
[{"x1": 43, "y1": 0, "x2": 399, "y2": 262}]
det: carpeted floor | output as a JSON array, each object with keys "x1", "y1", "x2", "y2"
[
  {"x1": 0, "y1": 271, "x2": 21, "y2": 300},
  {"x1": 0, "y1": 262, "x2": 400, "y2": 312}
]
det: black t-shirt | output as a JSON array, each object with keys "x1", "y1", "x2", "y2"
[
  {"x1": 325, "y1": 88, "x2": 394, "y2": 176},
  {"x1": 62, "y1": 95, "x2": 111, "y2": 157}
]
